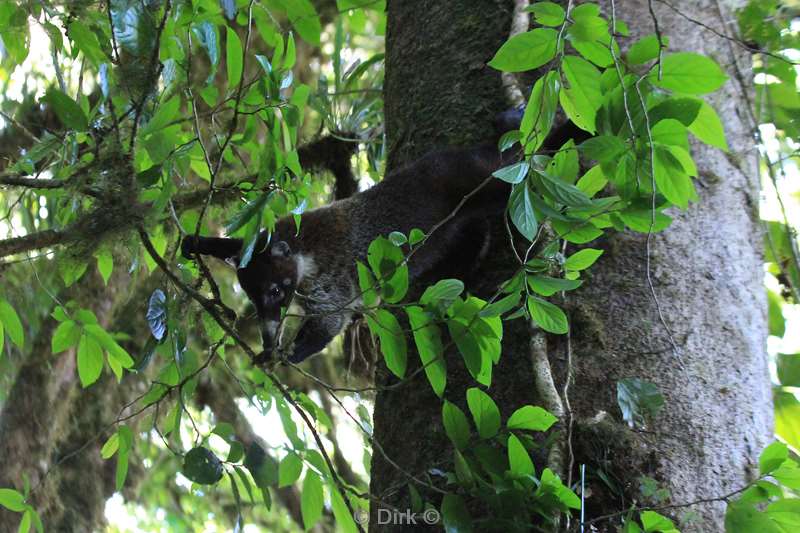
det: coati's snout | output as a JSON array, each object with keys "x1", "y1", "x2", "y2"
[
  {"x1": 236, "y1": 240, "x2": 302, "y2": 357},
  {"x1": 183, "y1": 234, "x2": 306, "y2": 361}
]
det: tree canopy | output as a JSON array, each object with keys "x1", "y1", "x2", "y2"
[{"x1": 0, "y1": 1, "x2": 799, "y2": 532}]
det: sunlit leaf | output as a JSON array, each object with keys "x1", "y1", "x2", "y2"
[
  {"x1": 488, "y1": 28, "x2": 558, "y2": 72},
  {"x1": 651, "y1": 52, "x2": 728, "y2": 94}
]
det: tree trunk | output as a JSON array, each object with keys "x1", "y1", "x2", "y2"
[{"x1": 370, "y1": 1, "x2": 771, "y2": 532}]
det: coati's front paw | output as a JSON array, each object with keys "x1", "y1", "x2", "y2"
[
  {"x1": 253, "y1": 350, "x2": 276, "y2": 368},
  {"x1": 275, "y1": 342, "x2": 297, "y2": 364}
]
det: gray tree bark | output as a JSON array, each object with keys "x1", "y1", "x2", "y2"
[{"x1": 369, "y1": 1, "x2": 771, "y2": 531}]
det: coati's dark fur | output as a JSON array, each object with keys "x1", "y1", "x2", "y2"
[{"x1": 183, "y1": 110, "x2": 575, "y2": 364}]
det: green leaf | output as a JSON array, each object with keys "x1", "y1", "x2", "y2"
[
  {"x1": 768, "y1": 289, "x2": 786, "y2": 338},
  {"x1": 527, "y1": 296, "x2": 569, "y2": 334},
  {"x1": 447, "y1": 298, "x2": 501, "y2": 385},
  {"x1": 565, "y1": 248, "x2": 604, "y2": 271},
  {"x1": 77, "y1": 333, "x2": 104, "y2": 388},
  {"x1": 766, "y1": 499, "x2": 800, "y2": 528},
  {"x1": 19, "y1": 508, "x2": 31, "y2": 533},
  {"x1": 442, "y1": 401, "x2": 471, "y2": 450},
  {"x1": 537, "y1": 468, "x2": 582, "y2": 509},
  {"x1": 244, "y1": 443, "x2": 279, "y2": 492},
  {"x1": 507, "y1": 405, "x2": 557, "y2": 431},
  {"x1": 367, "y1": 237, "x2": 408, "y2": 304},
  {"x1": 641, "y1": 511, "x2": 676, "y2": 532},
  {"x1": 356, "y1": 261, "x2": 379, "y2": 307},
  {"x1": 388, "y1": 231, "x2": 407, "y2": 246},
  {"x1": 330, "y1": 485, "x2": 358, "y2": 533},
  {"x1": 526, "y1": 2, "x2": 565, "y2": 26},
  {"x1": 617, "y1": 378, "x2": 664, "y2": 428},
  {"x1": 568, "y1": 4, "x2": 608, "y2": 43},
  {"x1": 278, "y1": 453, "x2": 304, "y2": 487},
  {"x1": 420, "y1": 279, "x2": 464, "y2": 312},
  {"x1": 409, "y1": 228, "x2": 425, "y2": 246},
  {"x1": 0, "y1": 5, "x2": 30, "y2": 66},
  {"x1": 226, "y1": 26, "x2": 243, "y2": 87},
  {"x1": 572, "y1": 39, "x2": 614, "y2": 67},
  {"x1": 182, "y1": 447, "x2": 224, "y2": 485},
  {"x1": 651, "y1": 52, "x2": 728, "y2": 95},
  {"x1": 579, "y1": 136, "x2": 628, "y2": 163},
  {"x1": 141, "y1": 95, "x2": 180, "y2": 136},
  {"x1": 45, "y1": 89, "x2": 88, "y2": 131},
  {"x1": 626, "y1": 34, "x2": 668, "y2": 65},
  {"x1": 83, "y1": 324, "x2": 134, "y2": 368},
  {"x1": 406, "y1": 307, "x2": 446, "y2": 398},
  {"x1": 618, "y1": 208, "x2": 673, "y2": 233},
  {"x1": 366, "y1": 309, "x2": 407, "y2": 378},
  {"x1": 649, "y1": 97, "x2": 702, "y2": 127},
  {"x1": 67, "y1": 21, "x2": 107, "y2": 66},
  {"x1": 448, "y1": 318, "x2": 493, "y2": 386},
  {"x1": 559, "y1": 56, "x2": 603, "y2": 133},
  {"x1": 508, "y1": 434, "x2": 535, "y2": 477},
  {"x1": 101, "y1": 432, "x2": 120, "y2": 459},
  {"x1": 441, "y1": 494, "x2": 473, "y2": 533},
  {"x1": 689, "y1": 100, "x2": 728, "y2": 151},
  {"x1": 95, "y1": 250, "x2": 114, "y2": 285},
  {"x1": 777, "y1": 353, "x2": 800, "y2": 386},
  {"x1": 225, "y1": 191, "x2": 270, "y2": 235},
  {"x1": 31, "y1": 509, "x2": 44, "y2": 533},
  {"x1": 283, "y1": 0, "x2": 322, "y2": 46},
  {"x1": 51, "y1": 320, "x2": 81, "y2": 354},
  {"x1": 653, "y1": 146, "x2": 695, "y2": 209},
  {"x1": 773, "y1": 460, "x2": 800, "y2": 490},
  {"x1": 301, "y1": 471, "x2": 324, "y2": 530},
  {"x1": 466, "y1": 388, "x2": 501, "y2": 439},
  {"x1": 0, "y1": 300, "x2": 23, "y2": 348},
  {"x1": 528, "y1": 276, "x2": 582, "y2": 297},
  {"x1": 488, "y1": 28, "x2": 558, "y2": 73},
  {"x1": 479, "y1": 292, "x2": 522, "y2": 318},
  {"x1": 536, "y1": 170, "x2": 593, "y2": 207},
  {"x1": 576, "y1": 165, "x2": 608, "y2": 197},
  {"x1": 284, "y1": 32, "x2": 297, "y2": 70},
  {"x1": 726, "y1": 501, "x2": 783, "y2": 533},
  {"x1": 521, "y1": 71, "x2": 559, "y2": 152},
  {"x1": 0, "y1": 488, "x2": 26, "y2": 512},
  {"x1": 116, "y1": 448, "x2": 129, "y2": 492},
  {"x1": 492, "y1": 161, "x2": 530, "y2": 184},
  {"x1": 548, "y1": 140, "x2": 580, "y2": 183},
  {"x1": 552, "y1": 219, "x2": 604, "y2": 244},
  {"x1": 509, "y1": 182, "x2": 538, "y2": 241},
  {"x1": 114, "y1": 425, "x2": 133, "y2": 491},
  {"x1": 759, "y1": 442, "x2": 789, "y2": 475}
]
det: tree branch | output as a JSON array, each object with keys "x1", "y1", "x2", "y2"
[
  {"x1": 0, "y1": 229, "x2": 67, "y2": 258},
  {"x1": 0, "y1": 175, "x2": 64, "y2": 190}
]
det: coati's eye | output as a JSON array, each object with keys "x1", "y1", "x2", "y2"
[{"x1": 269, "y1": 286, "x2": 282, "y2": 300}]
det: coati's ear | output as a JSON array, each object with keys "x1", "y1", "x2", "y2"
[
  {"x1": 271, "y1": 240, "x2": 291, "y2": 257},
  {"x1": 181, "y1": 236, "x2": 243, "y2": 263}
]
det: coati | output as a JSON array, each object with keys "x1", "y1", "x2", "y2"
[{"x1": 182, "y1": 109, "x2": 565, "y2": 364}]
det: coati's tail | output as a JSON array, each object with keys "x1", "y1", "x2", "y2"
[
  {"x1": 297, "y1": 133, "x2": 359, "y2": 200},
  {"x1": 181, "y1": 235, "x2": 243, "y2": 261}
]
